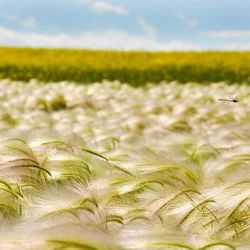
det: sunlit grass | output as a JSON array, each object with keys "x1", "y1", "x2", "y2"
[{"x1": 0, "y1": 79, "x2": 249, "y2": 249}]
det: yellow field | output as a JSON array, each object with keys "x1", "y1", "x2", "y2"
[{"x1": 1, "y1": 47, "x2": 250, "y2": 84}]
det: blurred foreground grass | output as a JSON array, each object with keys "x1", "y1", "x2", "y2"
[{"x1": 1, "y1": 47, "x2": 250, "y2": 84}]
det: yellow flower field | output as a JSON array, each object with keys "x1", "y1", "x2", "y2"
[{"x1": 0, "y1": 47, "x2": 250, "y2": 84}]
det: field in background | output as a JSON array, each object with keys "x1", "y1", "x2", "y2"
[
  {"x1": 1, "y1": 47, "x2": 250, "y2": 84},
  {"x1": 0, "y1": 79, "x2": 249, "y2": 249}
]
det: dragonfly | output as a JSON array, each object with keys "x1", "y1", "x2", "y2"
[{"x1": 218, "y1": 95, "x2": 239, "y2": 103}]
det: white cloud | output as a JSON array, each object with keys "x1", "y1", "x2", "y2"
[
  {"x1": 91, "y1": 1, "x2": 128, "y2": 15},
  {"x1": 201, "y1": 30, "x2": 250, "y2": 38},
  {"x1": 0, "y1": 14, "x2": 36, "y2": 29},
  {"x1": 137, "y1": 17, "x2": 156, "y2": 40},
  {"x1": 219, "y1": 43, "x2": 250, "y2": 50},
  {"x1": 0, "y1": 25, "x2": 201, "y2": 51},
  {"x1": 72, "y1": 0, "x2": 128, "y2": 15},
  {"x1": 176, "y1": 12, "x2": 198, "y2": 28}
]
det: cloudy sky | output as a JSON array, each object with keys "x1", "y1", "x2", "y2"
[{"x1": 0, "y1": 0, "x2": 250, "y2": 50}]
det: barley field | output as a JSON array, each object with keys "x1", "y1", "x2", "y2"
[{"x1": 0, "y1": 79, "x2": 249, "y2": 249}]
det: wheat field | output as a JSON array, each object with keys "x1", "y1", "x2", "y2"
[{"x1": 0, "y1": 79, "x2": 249, "y2": 249}]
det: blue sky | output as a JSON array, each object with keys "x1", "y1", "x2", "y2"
[{"x1": 0, "y1": 0, "x2": 250, "y2": 50}]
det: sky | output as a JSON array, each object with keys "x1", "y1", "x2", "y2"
[{"x1": 0, "y1": 0, "x2": 250, "y2": 50}]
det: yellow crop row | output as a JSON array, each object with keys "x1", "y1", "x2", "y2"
[{"x1": 0, "y1": 47, "x2": 250, "y2": 84}]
